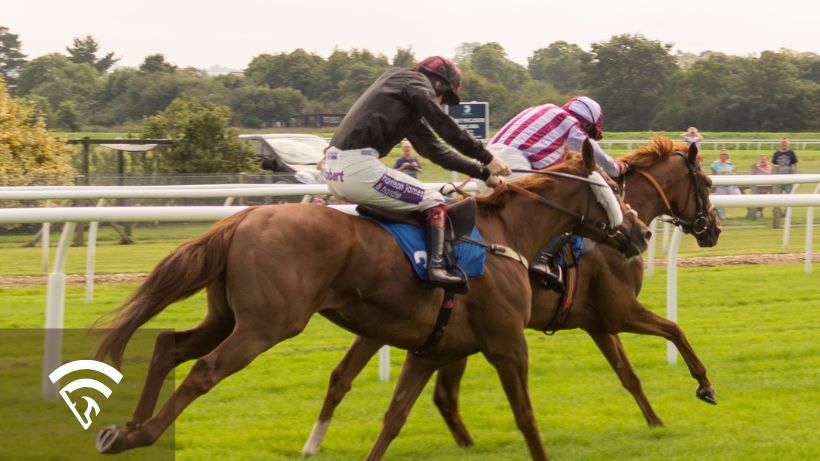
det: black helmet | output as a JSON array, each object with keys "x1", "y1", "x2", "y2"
[{"x1": 415, "y1": 56, "x2": 463, "y2": 105}]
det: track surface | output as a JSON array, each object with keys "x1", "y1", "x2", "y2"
[{"x1": 2, "y1": 252, "x2": 818, "y2": 288}]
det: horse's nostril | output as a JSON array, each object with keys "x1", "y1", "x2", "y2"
[{"x1": 644, "y1": 231, "x2": 653, "y2": 241}]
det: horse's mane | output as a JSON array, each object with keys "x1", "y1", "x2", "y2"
[
  {"x1": 476, "y1": 153, "x2": 585, "y2": 210},
  {"x1": 618, "y1": 136, "x2": 689, "y2": 169}
]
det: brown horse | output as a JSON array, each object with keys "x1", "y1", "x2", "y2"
[
  {"x1": 93, "y1": 140, "x2": 649, "y2": 460},
  {"x1": 301, "y1": 137, "x2": 721, "y2": 455}
]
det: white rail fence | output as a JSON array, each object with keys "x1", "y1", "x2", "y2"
[
  {"x1": 1, "y1": 178, "x2": 817, "y2": 395},
  {"x1": 645, "y1": 174, "x2": 820, "y2": 277},
  {"x1": 598, "y1": 139, "x2": 820, "y2": 152},
  {"x1": 1, "y1": 182, "x2": 476, "y2": 398}
]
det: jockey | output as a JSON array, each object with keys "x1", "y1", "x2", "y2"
[
  {"x1": 323, "y1": 56, "x2": 511, "y2": 293},
  {"x1": 486, "y1": 96, "x2": 626, "y2": 292}
]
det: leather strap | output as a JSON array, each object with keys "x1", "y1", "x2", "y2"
[
  {"x1": 459, "y1": 236, "x2": 529, "y2": 269},
  {"x1": 635, "y1": 169, "x2": 673, "y2": 213}
]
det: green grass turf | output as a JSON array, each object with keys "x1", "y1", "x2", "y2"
[{"x1": 0, "y1": 263, "x2": 818, "y2": 460}]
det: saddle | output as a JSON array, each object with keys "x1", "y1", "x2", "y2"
[
  {"x1": 356, "y1": 197, "x2": 477, "y2": 245},
  {"x1": 357, "y1": 198, "x2": 479, "y2": 354}
]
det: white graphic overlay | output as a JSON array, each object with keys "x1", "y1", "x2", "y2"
[{"x1": 48, "y1": 360, "x2": 123, "y2": 430}]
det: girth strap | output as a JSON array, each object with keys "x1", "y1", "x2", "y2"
[
  {"x1": 413, "y1": 237, "x2": 528, "y2": 355},
  {"x1": 413, "y1": 291, "x2": 456, "y2": 354},
  {"x1": 459, "y1": 236, "x2": 529, "y2": 269},
  {"x1": 543, "y1": 242, "x2": 581, "y2": 335}
]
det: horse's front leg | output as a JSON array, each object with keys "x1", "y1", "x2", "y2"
[
  {"x1": 481, "y1": 330, "x2": 549, "y2": 461},
  {"x1": 622, "y1": 300, "x2": 716, "y2": 405},
  {"x1": 303, "y1": 336, "x2": 384, "y2": 456},
  {"x1": 433, "y1": 357, "x2": 474, "y2": 447},
  {"x1": 365, "y1": 351, "x2": 450, "y2": 461},
  {"x1": 586, "y1": 329, "x2": 664, "y2": 426}
]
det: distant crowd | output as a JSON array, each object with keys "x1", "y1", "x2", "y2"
[{"x1": 682, "y1": 127, "x2": 799, "y2": 220}]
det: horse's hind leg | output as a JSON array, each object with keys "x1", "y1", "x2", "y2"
[
  {"x1": 433, "y1": 358, "x2": 474, "y2": 447},
  {"x1": 129, "y1": 283, "x2": 235, "y2": 426},
  {"x1": 302, "y1": 336, "x2": 384, "y2": 456},
  {"x1": 587, "y1": 329, "x2": 664, "y2": 427},
  {"x1": 96, "y1": 323, "x2": 279, "y2": 454},
  {"x1": 622, "y1": 301, "x2": 716, "y2": 404},
  {"x1": 365, "y1": 352, "x2": 449, "y2": 461}
]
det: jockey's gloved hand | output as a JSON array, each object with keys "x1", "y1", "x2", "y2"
[
  {"x1": 616, "y1": 160, "x2": 628, "y2": 176},
  {"x1": 486, "y1": 156, "x2": 512, "y2": 176},
  {"x1": 485, "y1": 175, "x2": 506, "y2": 188}
]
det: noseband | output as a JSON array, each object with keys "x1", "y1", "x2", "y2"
[{"x1": 620, "y1": 152, "x2": 712, "y2": 236}]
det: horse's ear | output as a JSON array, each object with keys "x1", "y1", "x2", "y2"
[
  {"x1": 687, "y1": 142, "x2": 699, "y2": 164},
  {"x1": 582, "y1": 138, "x2": 595, "y2": 171}
]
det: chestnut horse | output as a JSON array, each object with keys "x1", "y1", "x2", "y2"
[
  {"x1": 93, "y1": 141, "x2": 649, "y2": 460},
  {"x1": 301, "y1": 137, "x2": 721, "y2": 455}
]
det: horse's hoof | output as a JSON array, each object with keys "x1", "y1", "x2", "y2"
[
  {"x1": 697, "y1": 390, "x2": 718, "y2": 405},
  {"x1": 96, "y1": 425, "x2": 126, "y2": 454}
]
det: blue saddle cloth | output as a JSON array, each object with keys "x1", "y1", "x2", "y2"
[{"x1": 362, "y1": 218, "x2": 486, "y2": 281}]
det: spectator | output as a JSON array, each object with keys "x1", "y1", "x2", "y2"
[
  {"x1": 710, "y1": 149, "x2": 741, "y2": 220},
  {"x1": 750, "y1": 155, "x2": 773, "y2": 219},
  {"x1": 681, "y1": 126, "x2": 704, "y2": 166},
  {"x1": 681, "y1": 126, "x2": 704, "y2": 149},
  {"x1": 393, "y1": 140, "x2": 422, "y2": 179},
  {"x1": 772, "y1": 138, "x2": 798, "y2": 193}
]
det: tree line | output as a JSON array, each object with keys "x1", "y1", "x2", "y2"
[{"x1": 1, "y1": 26, "x2": 818, "y2": 132}]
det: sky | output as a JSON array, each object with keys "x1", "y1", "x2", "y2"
[{"x1": 6, "y1": 0, "x2": 820, "y2": 71}]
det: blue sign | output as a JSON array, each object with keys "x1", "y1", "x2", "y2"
[{"x1": 447, "y1": 102, "x2": 489, "y2": 140}]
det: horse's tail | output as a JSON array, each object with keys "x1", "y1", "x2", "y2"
[{"x1": 95, "y1": 207, "x2": 255, "y2": 367}]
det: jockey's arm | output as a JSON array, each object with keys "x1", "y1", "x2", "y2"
[
  {"x1": 566, "y1": 126, "x2": 622, "y2": 178},
  {"x1": 406, "y1": 122, "x2": 491, "y2": 181},
  {"x1": 404, "y1": 78, "x2": 494, "y2": 165}
]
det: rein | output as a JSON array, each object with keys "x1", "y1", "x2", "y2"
[
  {"x1": 511, "y1": 168, "x2": 609, "y2": 186},
  {"x1": 505, "y1": 180, "x2": 626, "y2": 246}
]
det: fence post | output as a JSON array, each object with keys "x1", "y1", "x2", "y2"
[
  {"x1": 808, "y1": 184, "x2": 820, "y2": 274},
  {"x1": 783, "y1": 184, "x2": 800, "y2": 251},
  {"x1": 85, "y1": 198, "x2": 105, "y2": 303},
  {"x1": 238, "y1": 173, "x2": 247, "y2": 206},
  {"x1": 42, "y1": 200, "x2": 51, "y2": 272},
  {"x1": 646, "y1": 218, "x2": 658, "y2": 278},
  {"x1": 379, "y1": 345, "x2": 390, "y2": 382},
  {"x1": 661, "y1": 220, "x2": 671, "y2": 254},
  {"x1": 666, "y1": 228, "x2": 683, "y2": 365},
  {"x1": 806, "y1": 206, "x2": 814, "y2": 275},
  {"x1": 42, "y1": 221, "x2": 77, "y2": 399}
]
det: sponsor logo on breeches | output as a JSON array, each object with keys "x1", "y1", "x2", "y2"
[
  {"x1": 324, "y1": 169, "x2": 344, "y2": 182},
  {"x1": 373, "y1": 173, "x2": 424, "y2": 204}
]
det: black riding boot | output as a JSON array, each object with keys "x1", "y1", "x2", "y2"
[
  {"x1": 530, "y1": 233, "x2": 574, "y2": 292},
  {"x1": 423, "y1": 205, "x2": 468, "y2": 294}
]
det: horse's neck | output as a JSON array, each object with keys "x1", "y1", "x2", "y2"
[
  {"x1": 480, "y1": 190, "x2": 577, "y2": 259},
  {"x1": 626, "y1": 164, "x2": 674, "y2": 224}
]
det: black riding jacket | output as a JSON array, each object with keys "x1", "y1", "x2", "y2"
[{"x1": 330, "y1": 68, "x2": 493, "y2": 180}]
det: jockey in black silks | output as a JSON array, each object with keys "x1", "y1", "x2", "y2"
[{"x1": 322, "y1": 56, "x2": 511, "y2": 293}]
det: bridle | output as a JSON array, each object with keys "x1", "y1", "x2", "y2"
[
  {"x1": 507, "y1": 169, "x2": 633, "y2": 253},
  {"x1": 620, "y1": 152, "x2": 712, "y2": 236}
]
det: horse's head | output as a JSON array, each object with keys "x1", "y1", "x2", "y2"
[
  {"x1": 621, "y1": 138, "x2": 721, "y2": 247},
  {"x1": 550, "y1": 140, "x2": 651, "y2": 257}
]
